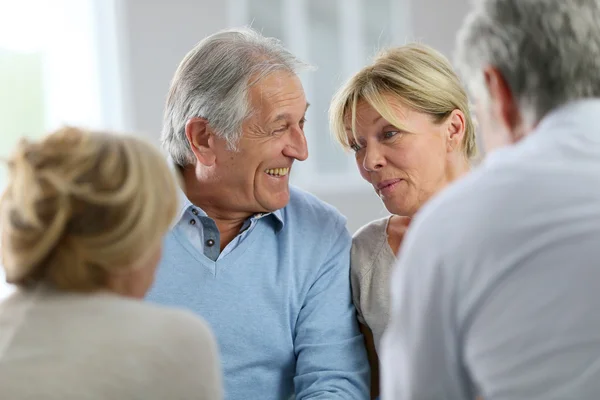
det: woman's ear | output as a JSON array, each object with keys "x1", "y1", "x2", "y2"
[
  {"x1": 445, "y1": 109, "x2": 466, "y2": 153},
  {"x1": 185, "y1": 118, "x2": 217, "y2": 166}
]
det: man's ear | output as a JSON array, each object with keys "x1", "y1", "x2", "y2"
[
  {"x1": 445, "y1": 109, "x2": 466, "y2": 153},
  {"x1": 185, "y1": 117, "x2": 217, "y2": 166},
  {"x1": 483, "y1": 66, "x2": 524, "y2": 143}
]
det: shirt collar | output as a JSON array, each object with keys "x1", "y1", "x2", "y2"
[
  {"x1": 483, "y1": 98, "x2": 600, "y2": 167},
  {"x1": 534, "y1": 98, "x2": 600, "y2": 141},
  {"x1": 171, "y1": 159, "x2": 285, "y2": 231}
]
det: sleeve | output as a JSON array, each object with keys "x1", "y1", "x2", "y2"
[
  {"x1": 293, "y1": 223, "x2": 370, "y2": 399},
  {"x1": 379, "y1": 218, "x2": 473, "y2": 400},
  {"x1": 158, "y1": 312, "x2": 224, "y2": 400}
]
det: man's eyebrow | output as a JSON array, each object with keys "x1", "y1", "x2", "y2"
[{"x1": 272, "y1": 102, "x2": 311, "y2": 123}]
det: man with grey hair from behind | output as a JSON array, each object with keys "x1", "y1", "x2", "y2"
[
  {"x1": 380, "y1": 1, "x2": 600, "y2": 399},
  {"x1": 146, "y1": 27, "x2": 369, "y2": 400}
]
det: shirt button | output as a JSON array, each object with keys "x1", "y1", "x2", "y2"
[
  {"x1": 206, "y1": 239, "x2": 215, "y2": 247},
  {"x1": 191, "y1": 209, "x2": 199, "y2": 215},
  {"x1": 189, "y1": 219, "x2": 196, "y2": 225}
]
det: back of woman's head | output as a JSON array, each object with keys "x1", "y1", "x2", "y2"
[
  {"x1": 330, "y1": 43, "x2": 477, "y2": 159},
  {"x1": 0, "y1": 127, "x2": 179, "y2": 291}
]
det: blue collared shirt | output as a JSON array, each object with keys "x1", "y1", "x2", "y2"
[
  {"x1": 175, "y1": 191, "x2": 284, "y2": 261},
  {"x1": 148, "y1": 186, "x2": 369, "y2": 400}
]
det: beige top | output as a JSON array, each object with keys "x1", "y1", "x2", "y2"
[
  {"x1": 0, "y1": 284, "x2": 222, "y2": 400},
  {"x1": 351, "y1": 216, "x2": 396, "y2": 353}
]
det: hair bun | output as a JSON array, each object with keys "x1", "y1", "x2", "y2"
[
  {"x1": 2, "y1": 126, "x2": 180, "y2": 292},
  {"x1": 1, "y1": 130, "x2": 79, "y2": 283}
]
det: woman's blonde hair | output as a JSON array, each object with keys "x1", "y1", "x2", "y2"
[
  {"x1": 0, "y1": 127, "x2": 180, "y2": 291},
  {"x1": 330, "y1": 43, "x2": 477, "y2": 159}
]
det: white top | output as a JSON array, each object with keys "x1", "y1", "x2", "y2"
[
  {"x1": 0, "y1": 284, "x2": 222, "y2": 400},
  {"x1": 350, "y1": 216, "x2": 396, "y2": 353},
  {"x1": 381, "y1": 99, "x2": 600, "y2": 400}
]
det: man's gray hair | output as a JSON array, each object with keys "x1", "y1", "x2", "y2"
[
  {"x1": 162, "y1": 27, "x2": 311, "y2": 166},
  {"x1": 455, "y1": 0, "x2": 600, "y2": 126}
]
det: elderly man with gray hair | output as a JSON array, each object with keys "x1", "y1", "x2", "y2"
[
  {"x1": 380, "y1": 0, "x2": 600, "y2": 399},
  {"x1": 146, "y1": 27, "x2": 369, "y2": 399}
]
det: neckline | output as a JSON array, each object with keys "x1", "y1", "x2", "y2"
[
  {"x1": 383, "y1": 215, "x2": 398, "y2": 258},
  {"x1": 170, "y1": 218, "x2": 268, "y2": 270}
]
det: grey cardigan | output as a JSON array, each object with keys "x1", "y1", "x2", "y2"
[{"x1": 350, "y1": 216, "x2": 397, "y2": 353}]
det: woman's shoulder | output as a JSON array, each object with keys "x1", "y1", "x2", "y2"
[
  {"x1": 350, "y1": 216, "x2": 393, "y2": 275},
  {"x1": 352, "y1": 216, "x2": 391, "y2": 253},
  {"x1": 151, "y1": 306, "x2": 215, "y2": 344},
  {"x1": 106, "y1": 295, "x2": 213, "y2": 336},
  {"x1": 91, "y1": 295, "x2": 219, "y2": 367},
  {"x1": 56, "y1": 293, "x2": 217, "y2": 351},
  {"x1": 1, "y1": 290, "x2": 221, "y2": 399}
]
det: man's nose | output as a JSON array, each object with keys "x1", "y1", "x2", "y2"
[{"x1": 284, "y1": 127, "x2": 309, "y2": 161}]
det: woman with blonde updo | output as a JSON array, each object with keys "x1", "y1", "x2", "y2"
[
  {"x1": 330, "y1": 44, "x2": 477, "y2": 398},
  {"x1": 0, "y1": 127, "x2": 222, "y2": 399}
]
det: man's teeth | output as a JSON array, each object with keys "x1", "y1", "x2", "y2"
[{"x1": 265, "y1": 168, "x2": 289, "y2": 177}]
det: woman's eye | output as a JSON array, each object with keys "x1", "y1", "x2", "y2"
[
  {"x1": 383, "y1": 131, "x2": 399, "y2": 139},
  {"x1": 350, "y1": 142, "x2": 362, "y2": 152}
]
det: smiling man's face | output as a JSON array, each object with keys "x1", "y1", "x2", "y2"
[{"x1": 209, "y1": 71, "x2": 309, "y2": 214}]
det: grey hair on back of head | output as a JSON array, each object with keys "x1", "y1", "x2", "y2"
[
  {"x1": 162, "y1": 27, "x2": 312, "y2": 166},
  {"x1": 454, "y1": 0, "x2": 600, "y2": 126}
]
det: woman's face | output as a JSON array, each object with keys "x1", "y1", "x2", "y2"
[{"x1": 346, "y1": 96, "x2": 463, "y2": 217}]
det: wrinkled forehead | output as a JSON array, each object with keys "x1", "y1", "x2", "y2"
[{"x1": 248, "y1": 71, "x2": 307, "y2": 116}]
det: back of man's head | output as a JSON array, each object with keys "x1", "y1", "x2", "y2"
[
  {"x1": 162, "y1": 27, "x2": 310, "y2": 167},
  {"x1": 455, "y1": 0, "x2": 600, "y2": 127}
]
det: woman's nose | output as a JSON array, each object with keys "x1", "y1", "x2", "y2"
[{"x1": 362, "y1": 144, "x2": 385, "y2": 171}]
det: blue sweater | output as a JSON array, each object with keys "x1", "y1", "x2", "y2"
[{"x1": 147, "y1": 186, "x2": 369, "y2": 399}]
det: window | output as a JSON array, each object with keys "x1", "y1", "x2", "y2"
[
  {"x1": 230, "y1": 0, "x2": 410, "y2": 192},
  {"x1": 0, "y1": 0, "x2": 121, "y2": 299}
]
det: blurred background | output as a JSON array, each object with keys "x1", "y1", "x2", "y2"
[{"x1": 0, "y1": 0, "x2": 470, "y2": 296}]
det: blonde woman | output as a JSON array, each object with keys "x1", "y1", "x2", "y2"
[
  {"x1": 0, "y1": 127, "x2": 222, "y2": 399},
  {"x1": 330, "y1": 44, "x2": 477, "y2": 398}
]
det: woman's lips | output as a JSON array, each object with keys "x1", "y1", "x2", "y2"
[
  {"x1": 376, "y1": 179, "x2": 402, "y2": 190},
  {"x1": 376, "y1": 179, "x2": 403, "y2": 196}
]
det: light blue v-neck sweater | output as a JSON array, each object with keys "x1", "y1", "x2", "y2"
[{"x1": 146, "y1": 186, "x2": 369, "y2": 400}]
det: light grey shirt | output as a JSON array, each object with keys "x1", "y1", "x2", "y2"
[
  {"x1": 0, "y1": 284, "x2": 223, "y2": 400},
  {"x1": 381, "y1": 99, "x2": 600, "y2": 400},
  {"x1": 351, "y1": 216, "x2": 396, "y2": 353}
]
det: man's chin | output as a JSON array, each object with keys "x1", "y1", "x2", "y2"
[{"x1": 258, "y1": 191, "x2": 290, "y2": 213}]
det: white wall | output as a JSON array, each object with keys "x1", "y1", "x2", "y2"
[
  {"x1": 115, "y1": 0, "x2": 228, "y2": 143},
  {"x1": 113, "y1": 0, "x2": 471, "y2": 233},
  {"x1": 410, "y1": 0, "x2": 471, "y2": 57}
]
